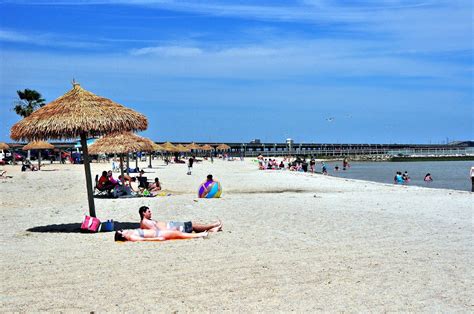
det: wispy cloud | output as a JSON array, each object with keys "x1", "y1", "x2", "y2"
[
  {"x1": 130, "y1": 45, "x2": 203, "y2": 56},
  {"x1": 0, "y1": 28, "x2": 103, "y2": 49}
]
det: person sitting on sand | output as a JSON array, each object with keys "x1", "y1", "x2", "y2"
[
  {"x1": 97, "y1": 171, "x2": 115, "y2": 193},
  {"x1": 148, "y1": 177, "x2": 162, "y2": 195},
  {"x1": 114, "y1": 228, "x2": 208, "y2": 242},
  {"x1": 139, "y1": 206, "x2": 222, "y2": 233},
  {"x1": 199, "y1": 174, "x2": 222, "y2": 198},
  {"x1": 107, "y1": 170, "x2": 119, "y2": 186},
  {"x1": 21, "y1": 159, "x2": 37, "y2": 171}
]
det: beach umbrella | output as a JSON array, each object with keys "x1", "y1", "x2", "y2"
[
  {"x1": 160, "y1": 142, "x2": 177, "y2": 152},
  {"x1": 89, "y1": 132, "x2": 153, "y2": 184},
  {"x1": 186, "y1": 142, "x2": 201, "y2": 150},
  {"x1": 10, "y1": 82, "x2": 148, "y2": 217},
  {"x1": 151, "y1": 143, "x2": 163, "y2": 151},
  {"x1": 176, "y1": 144, "x2": 191, "y2": 153},
  {"x1": 216, "y1": 144, "x2": 231, "y2": 151},
  {"x1": 0, "y1": 142, "x2": 10, "y2": 150},
  {"x1": 22, "y1": 141, "x2": 54, "y2": 170},
  {"x1": 200, "y1": 144, "x2": 214, "y2": 151}
]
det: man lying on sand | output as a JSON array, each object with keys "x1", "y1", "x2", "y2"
[{"x1": 138, "y1": 206, "x2": 222, "y2": 233}]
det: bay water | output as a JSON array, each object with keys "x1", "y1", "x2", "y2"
[{"x1": 321, "y1": 160, "x2": 473, "y2": 192}]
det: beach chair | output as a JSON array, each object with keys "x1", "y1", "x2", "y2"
[{"x1": 94, "y1": 174, "x2": 109, "y2": 196}]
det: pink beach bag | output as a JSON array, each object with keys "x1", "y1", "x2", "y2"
[{"x1": 81, "y1": 215, "x2": 101, "y2": 233}]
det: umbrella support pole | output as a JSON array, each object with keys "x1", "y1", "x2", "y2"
[
  {"x1": 126, "y1": 154, "x2": 130, "y2": 175},
  {"x1": 81, "y1": 134, "x2": 96, "y2": 217},
  {"x1": 148, "y1": 153, "x2": 152, "y2": 168},
  {"x1": 120, "y1": 154, "x2": 125, "y2": 185},
  {"x1": 38, "y1": 153, "x2": 41, "y2": 170}
]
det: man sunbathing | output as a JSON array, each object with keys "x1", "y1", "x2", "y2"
[{"x1": 138, "y1": 206, "x2": 222, "y2": 233}]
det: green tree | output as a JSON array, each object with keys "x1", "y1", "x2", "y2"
[{"x1": 13, "y1": 89, "x2": 46, "y2": 117}]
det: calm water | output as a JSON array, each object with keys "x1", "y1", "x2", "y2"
[{"x1": 321, "y1": 160, "x2": 474, "y2": 192}]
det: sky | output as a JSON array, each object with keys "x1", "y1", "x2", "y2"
[{"x1": 0, "y1": 0, "x2": 472, "y2": 144}]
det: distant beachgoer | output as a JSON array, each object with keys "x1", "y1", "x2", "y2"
[
  {"x1": 424, "y1": 173, "x2": 433, "y2": 182},
  {"x1": 21, "y1": 159, "x2": 37, "y2": 171},
  {"x1": 334, "y1": 165, "x2": 339, "y2": 171},
  {"x1": 148, "y1": 177, "x2": 162, "y2": 194},
  {"x1": 114, "y1": 229, "x2": 208, "y2": 242},
  {"x1": 394, "y1": 171, "x2": 404, "y2": 184},
  {"x1": 98, "y1": 171, "x2": 116, "y2": 192},
  {"x1": 199, "y1": 174, "x2": 222, "y2": 198},
  {"x1": 322, "y1": 162, "x2": 328, "y2": 175},
  {"x1": 402, "y1": 171, "x2": 410, "y2": 182},
  {"x1": 309, "y1": 158, "x2": 316, "y2": 173},
  {"x1": 343, "y1": 158, "x2": 349, "y2": 170},
  {"x1": 187, "y1": 156, "x2": 194, "y2": 175},
  {"x1": 470, "y1": 167, "x2": 474, "y2": 192}
]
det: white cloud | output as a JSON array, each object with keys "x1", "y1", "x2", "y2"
[
  {"x1": 0, "y1": 30, "x2": 32, "y2": 43},
  {"x1": 0, "y1": 28, "x2": 103, "y2": 49},
  {"x1": 130, "y1": 45, "x2": 203, "y2": 56}
]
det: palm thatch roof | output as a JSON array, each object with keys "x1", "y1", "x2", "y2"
[
  {"x1": 22, "y1": 141, "x2": 54, "y2": 151},
  {"x1": 186, "y1": 142, "x2": 201, "y2": 150},
  {"x1": 10, "y1": 83, "x2": 148, "y2": 141},
  {"x1": 88, "y1": 132, "x2": 154, "y2": 154},
  {"x1": 216, "y1": 144, "x2": 231, "y2": 150},
  {"x1": 151, "y1": 142, "x2": 163, "y2": 151},
  {"x1": 0, "y1": 142, "x2": 10, "y2": 150},
  {"x1": 160, "y1": 142, "x2": 178, "y2": 152},
  {"x1": 175, "y1": 144, "x2": 191, "y2": 152},
  {"x1": 200, "y1": 144, "x2": 214, "y2": 151}
]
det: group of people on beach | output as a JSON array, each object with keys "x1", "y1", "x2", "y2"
[
  {"x1": 115, "y1": 206, "x2": 223, "y2": 242},
  {"x1": 97, "y1": 169, "x2": 162, "y2": 197},
  {"x1": 257, "y1": 155, "x2": 349, "y2": 175},
  {"x1": 394, "y1": 171, "x2": 434, "y2": 184}
]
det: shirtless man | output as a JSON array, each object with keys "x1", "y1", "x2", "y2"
[{"x1": 139, "y1": 206, "x2": 222, "y2": 233}]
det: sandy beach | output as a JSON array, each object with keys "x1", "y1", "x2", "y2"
[{"x1": 0, "y1": 158, "x2": 472, "y2": 312}]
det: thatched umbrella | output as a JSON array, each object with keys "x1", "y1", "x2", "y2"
[
  {"x1": 201, "y1": 144, "x2": 214, "y2": 151},
  {"x1": 142, "y1": 139, "x2": 162, "y2": 169},
  {"x1": 160, "y1": 142, "x2": 177, "y2": 152},
  {"x1": 216, "y1": 144, "x2": 231, "y2": 151},
  {"x1": 0, "y1": 142, "x2": 10, "y2": 150},
  {"x1": 176, "y1": 144, "x2": 191, "y2": 153},
  {"x1": 22, "y1": 141, "x2": 54, "y2": 170},
  {"x1": 186, "y1": 142, "x2": 201, "y2": 150},
  {"x1": 10, "y1": 82, "x2": 148, "y2": 217},
  {"x1": 89, "y1": 132, "x2": 153, "y2": 185}
]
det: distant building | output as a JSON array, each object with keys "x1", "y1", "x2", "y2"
[{"x1": 250, "y1": 139, "x2": 261, "y2": 144}]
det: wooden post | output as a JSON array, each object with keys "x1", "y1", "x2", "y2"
[
  {"x1": 120, "y1": 154, "x2": 125, "y2": 185},
  {"x1": 81, "y1": 133, "x2": 96, "y2": 217},
  {"x1": 38, "y1": 151, "x2": 42, "y2": 170},
  {"x1": 148, "y1": 152, "x2": 152, "y2": 168},
  {"x1": 126, "y1": 154, "x2": 130, "y2": 175}
]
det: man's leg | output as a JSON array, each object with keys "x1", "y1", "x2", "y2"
[{"x1": 191, "y1": 220, "x2": 222, "y2": 232}]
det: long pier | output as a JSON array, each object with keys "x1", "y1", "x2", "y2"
[{"x1": 5, "y1": 141, "x2": 473, "y2": 159}]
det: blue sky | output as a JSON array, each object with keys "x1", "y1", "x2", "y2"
[{"x1": 0, "y1": 0, "x2": 472, "y2": 144}]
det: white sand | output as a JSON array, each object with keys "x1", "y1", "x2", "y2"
[{"x1": 0, "y1": 158, "x2": 472, "y2": 311}]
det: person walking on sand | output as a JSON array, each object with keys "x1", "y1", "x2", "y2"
[
  {"x1": 187, "y1": 155, "x2": 194, "y2": 175},
  {"x1": 139, "y1": 206, "x2": 222, "y2": 233}
]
